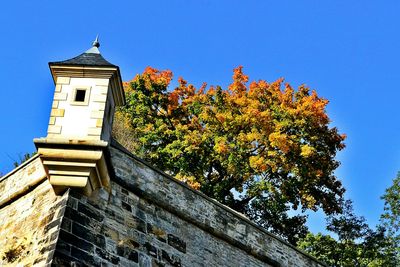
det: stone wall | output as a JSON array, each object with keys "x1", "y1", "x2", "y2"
[
  {"x1": 0, "y1": 144, "x2": 326, "y2": 266},
  {"x1": 53, "y1": 180, "x2": 271, "y2": 267},
  {"x1": 53, "y1": 143, "x2": 325, "y2": 267},
  {"x1": 0, "y1": 156, "x2": 69, "y2": 266}
]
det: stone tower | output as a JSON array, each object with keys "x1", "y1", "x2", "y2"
[{"x1": 34, "y1": 37, "x2": 125, "y2": 195}]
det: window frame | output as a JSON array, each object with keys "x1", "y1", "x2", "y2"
[{"x1": 70, "y1": 86, "x2": 91, "y2": 106}]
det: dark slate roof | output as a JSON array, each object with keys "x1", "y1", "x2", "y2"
[
  {"x1": 49, "y1": 52, "x2": 116, "y2": 67},
  {"x1": 49, "y1": 38, "x2": 116, "y2": 67}
]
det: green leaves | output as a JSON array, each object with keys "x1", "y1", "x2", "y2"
[
  {"x1": 380, "y1": 171, "x2": 400, "y2": 262},
  {"x1": 113, "y1": 66, "x2": 346, "y2": 244},
  {"x1": 298, "y1": 201, "x2": 399, "y2": 266}
]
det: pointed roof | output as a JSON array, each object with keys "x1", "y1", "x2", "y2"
[
  {"x1": 48, "y1": 37, "x2": 126, "y2": 106},
  {"x1": 49, "y1": 36, "x2": 116, "y2": 67}
]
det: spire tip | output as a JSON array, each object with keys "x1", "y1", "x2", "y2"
[{"x1": 92, "y1": 35, "x2": 100, "y2": 48}]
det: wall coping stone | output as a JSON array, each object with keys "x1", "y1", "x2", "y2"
[
  {"x1": 34, "y1": 137, "x2": 108, "y2": 148},
  {"x1": 0, "y1": 154, "x2": 41, "y2": 182}
]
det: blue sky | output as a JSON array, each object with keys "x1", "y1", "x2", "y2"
[{"x1": 1, "y1": 1, "x2": 399, "y2": 234}]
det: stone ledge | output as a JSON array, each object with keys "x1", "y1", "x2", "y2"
[
  {"x1": 34, "y1": 138, "x2": 111, "y2": 196},
  {"x1": 34, "y1": 137, "x2": 108, "y2": 148}
]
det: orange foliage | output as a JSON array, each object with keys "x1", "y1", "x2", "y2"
[{"x1": 116, "y1": 65, "x2": 346, "y2": 243}]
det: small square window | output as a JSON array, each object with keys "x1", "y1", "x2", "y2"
[
  {"x1": 70, "y1": 86, "x2": 91, "y2": 106},
  {"x1": 75, "y1": 89, "x2": 86, "y2": 102}
]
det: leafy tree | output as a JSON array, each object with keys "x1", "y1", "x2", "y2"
[
  {"x1": 298, "y1": 200, "x2": 399, "y2": 266},
  {"x1": 113, "y1": 66, "x2": 346, "y2": 244},
  {"x1": 381, "y1": 172, "x2": 400, "y2": 257},
  {"x1": 298, "y1": 233, "x2": 341, "y2": 266}
]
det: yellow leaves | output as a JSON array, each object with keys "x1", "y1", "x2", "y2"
[
  {"x1": 294, "y1": 89, "x2": 330, "y2": 125},
  {"x1": 214, "y1": 137, "x2": 229, "y2": 154},
  {"x1": 123, "y1": 81, "x2": 133, "y2": 93},
  {"x1": 198, "y1": 82, "x2": 207, "y2": 94},
  {"x1": 144, "y1": 123, "x2": 155, "y2": 132},
  {"x1": 300, "y1": 145, "x2": 315, "y2": 158},
  {"x1": 178, "y1": 77, "x2": 187, "y2": 87},
  {"x1": 269, "y1": 132, "x2": 292, "y2": 154},
  {"x1": 249, "y1": 81, "x2": 259, "y2": 96},
  {"x1": 176, "y1": 77, "x2": 196, "y2": 98},
  {"x1": 280, "y1": 83, "x2": 294, "y2": 107},
  {"x1": 228, "y1": 66, "x2": 248, "y2": 95},
  {"x1": 301, "y1": 193, "x2": 317, "y2": 210},
  {"x1": 175, "y1": 173, "x2": 201, "y2": 190},
  {"x1": 215, "y1": 113, "x2": 226, "y2": 123},
  {"x1": 233, "y1": 95, "x2": 248, "y2": 106},
  {"x1": 249, "y1": 80, "x2": 269, "y2": 97},
  {"x1": 245, "y1": 130, "x2": 260, "y2": 142},
  {"x1": 249, "y1": 156, "x2": 268, "y2": 172},
  {"x1": 269, "y1": 78, "x2": 284, "y2": 96},
  {"x1": 183, "y1": 130, "x2": 202, "y2": 152},
  {"x1": 142, "y1": 66, "x2": 173, "y2": 86},
  {"x1": 167, "y1": 91, "x2": 179, "y2": 114}
]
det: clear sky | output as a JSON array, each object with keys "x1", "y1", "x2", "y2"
[{"x1": 1, "y1": 0, "x2": 399, "y2": 235}]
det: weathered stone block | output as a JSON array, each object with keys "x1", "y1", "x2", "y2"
[
  {"x1": 167, "y1": 234, "x2": 186, "y2": 254},
  {"x1": 77, "y1": 202, "x2": 104, "y2": 222},
  {"x1": 96, "y1": 118, "x2": 103, "y2": 127},
  {"x1": 161, "y1": 250, "x2": 181, "y2": 267},
  {"x1": 95, "y1": 79, "x2": 110, "y2": 87},
  {"x1": 125, "y1": 216, "x2": 146, "y2": 233},
  {"x1": 54, "y1": 92, "x2": 68, "y2": 101},
  {"x1": 56, "y1": 77, "x2": 71, "y2": 85},
  {"x1": 139, "y1": 253, "x2": 151, "y2": 267},
  {"x1": 93, "y1": 94, "x2": 107, "y2": 103},
  {"x1": 49, "y1": 116, "x2": 56, "y2": 125},
  {"x1": 52, "y1": 100, "x2": 59, "y2": 108},
  {"x1": 72, "y1": 222, "x2": 105, "y2": 248},
  {"x1": 91, "y1": 110, "x2": 104, "y2": 119},
  {"x1": 144, "y1": 242, "x2": 158, "y2": 258},
  {"x1": 71, "y1": 246, "x2": 99, "y2": 266},
  {"x1": 59, "y1": 229, "x2": 94, "y2": 253},
  {"x1": 88, "y1": 127, "x2": 102, "y2": 136},
  {"x1": 55, "y1": 84, "x2": 62, "y2": 93},
  {"x1": 48, "y1": 125, "x2": 62, "y2": 134},
  {"x1": 121, "y1": 201, "x2": 132, "y2": 212},
  {"x1": 117, "y1": 245, "x2": 139, "y2": 263},
  {"x1": 55, "y1": 239, "x2": 71, "y2": 256},
  {"x1": 95, "y1": 247, "x2": 120, "y2": 265},
  {"x1": 147, "y1": 224, "x2": 166, "y2": 243},
  {"x1": 50, "y1": 108, "x2": 65, "y2": 117}
]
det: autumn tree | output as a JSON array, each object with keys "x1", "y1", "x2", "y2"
[
  {"x1": 113, "y1": 66, "x2": 346, "y2": 244},
  {"x1": 298, "y1": 200, "x2": 399, "y2": 266}
]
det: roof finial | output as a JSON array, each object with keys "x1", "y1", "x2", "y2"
[{"x1": 92, "y1": 35, "x2": 100, "y2": 48}]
